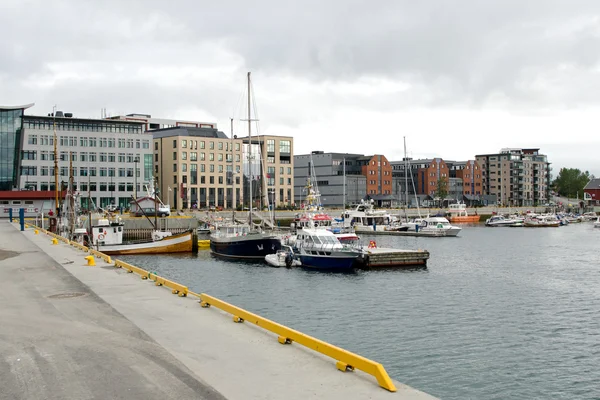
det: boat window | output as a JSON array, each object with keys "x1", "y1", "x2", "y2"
[{"x1": 118, "y1": 227, "x2": 122, "y2": 232}]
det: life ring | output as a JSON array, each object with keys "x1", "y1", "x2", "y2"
[
  {"x1": 98, "y1": 233, "x2": 105, "y2": 240},
  {"x1": 368, "y1": 240, "x2": 377, "y2": 249}
]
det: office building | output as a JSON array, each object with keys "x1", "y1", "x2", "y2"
[
  {"x1": 240, "y1": 135, "x2": 294, "y2": 209},
  {"x1": 10, "y1": 107, "x2": 152, "y2": 209},
  {"x1": 294, "y1": 152, "x2": 392, "y2": 207},
  {"x1": 153, "y1": 126, "x2": 244, "y2": 210},
  {"x1": 1, "y1": 104, "x2": 34, "y2": 191},
  {"x1": 476, "y1": 148, "x2": 551, "y2": 206}
]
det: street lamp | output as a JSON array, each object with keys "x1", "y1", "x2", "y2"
[{"x1": 134, "y1": 156, "x2": 140, "y2": 199}]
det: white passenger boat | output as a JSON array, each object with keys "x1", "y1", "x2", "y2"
[{"x1": 341, "y1": 200, "x2": 397, "y2": 232}]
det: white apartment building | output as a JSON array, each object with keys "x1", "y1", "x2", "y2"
[{"x1": 20, "y1": 113, "x2": 153, "y2": 209}]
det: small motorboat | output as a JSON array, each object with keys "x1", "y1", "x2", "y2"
[
  {"x1": 594, "y1": 217, "x2": 600, "y2": 228},
  {"x1": 265, "y1": 245, "x2": 301, "y2": 268}
]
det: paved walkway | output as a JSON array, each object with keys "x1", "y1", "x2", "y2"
[
  {"x1": 2, "y1": 221, "x2": 438, "y2": 399},
  {"x1": 0, "y1": 222, "x2": 226, "y2": 400}
]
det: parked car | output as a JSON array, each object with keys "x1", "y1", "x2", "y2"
[{"x1": 135, "y1": 206, "x2": 170, "y2": 217}]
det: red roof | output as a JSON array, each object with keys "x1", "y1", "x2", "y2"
[{"x1": 0, "y1": 191, "x2": 66, "y2": 200}]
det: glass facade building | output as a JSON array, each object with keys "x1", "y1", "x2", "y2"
[{"x1": 0, "y1": 105, "x2": 32, "y2": 190}]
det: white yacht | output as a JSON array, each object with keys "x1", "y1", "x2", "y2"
[{"x1": 412, "y1": 216, "x2": 462, "y2": 237}]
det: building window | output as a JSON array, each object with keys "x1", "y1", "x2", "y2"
[
  {"x1": 267, "y1": 139, "x2": 275, "y2": 153},
  {"x1": 154, "y1": 142, "x2": 159, "y2": 151},
  {"x1": 279, "y1": 140, "x2": 291, "y2": 154},
  {"x1": 209, "y1": 141, "x2": 214, "y2": 150},
  {"x1": 200, "y1": 153, "x2": 205, "y2": 161},
  {"x1": 218, "y1": 142, "x2": 223, "y2": 150},
  {"x1": 210, "y1": 176, "x2": 214, "y2": 184},
  {"x1": 218, "y1": 153, "x2": 223, "y2": 161},
  {"x1": 209, "y1": 165, "x2": 214, "y2": 173},
  {"x1": 173, "y1": 152, "x2": 177, "y2": 160},
  {"x1": 182, "y1": 140, "x2": 187, "y2": 148},
  {"x1": 182, "y1": 164, "x2": 187, "y2": 172},
  {"x1": 182, "y1": 152, "x2": 187, "y2": 160},
  {"x1": 209, "y1": 153, "x2": 214, "y2": 161},
  {"x1": 190, "y1": 152, "x2": 197, "y2": 161},
  {"x1": 200, "y1": 141, "x2": 205, "y2": 149},
  {"x1": 173, "y1": 164, "x2": 177, "y2": 172},
  {"x1": 28, "y1": 135, "x2": 38, "y2": 145}
]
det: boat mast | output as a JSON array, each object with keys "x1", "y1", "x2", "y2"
[
  {"x1": 247, "y1": 71, "x2": 253, "y2": 227},
  {"x1": 53, "y1": 106, "x2": 59, "y2": 217},
  {"x1": 404, "y1": 136, "x2": 408, "y2": 210},
  {"x1": 343, "y1": 157, "x2": 346, "y2": 209}
]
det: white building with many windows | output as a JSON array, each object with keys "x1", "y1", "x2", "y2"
[{"x1": 20, "y1": 113, "x2": 153, "y2": 210}]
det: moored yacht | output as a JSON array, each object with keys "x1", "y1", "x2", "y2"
[{"x1": 294, "y1": 226, "x2": 361, "y2": 271}]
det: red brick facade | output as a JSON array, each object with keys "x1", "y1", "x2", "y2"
[
  {"x1": 417, "y1": 158, "x2": 449, "y2": 197},
  {"x1": 361, "y1": 155, "x2": 392, "y2": 196},
  {"x1": 455, "y1": 160, "x2": 483, "y2": 196}
]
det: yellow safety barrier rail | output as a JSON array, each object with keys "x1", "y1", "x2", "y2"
[
  {"x1": 89, "y1": 249, "x2": 112, "y2": 264},
  {"x1": 194, "y1": 293, "x2": 397, "y2": 392},
  {"x1": 69, "y1": 240, "x2": 89, "y2": 252},
  {"x1": 114, "y1": 260, "x2": 188, "y2": 297}
]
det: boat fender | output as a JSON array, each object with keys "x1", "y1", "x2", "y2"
[{"x1": 98, "y1": 233, "x2": 105, "y2": 240}]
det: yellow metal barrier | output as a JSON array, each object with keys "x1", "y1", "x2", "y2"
[
  {"x1": 114, "y1": 260, "x2": 188, "y2": 297},
  {"x1": 196, "y1": 293, "x2": 397, "y2": 392},
  {"x1": 147, "y1": 272, "x2": 188, "y2": 297},
  {"x1": 89, "y1": 249, "x2": 112, "y2": 264},
  {"x1": 69, "y1": 240, "x2": 89, "y2": 252}
]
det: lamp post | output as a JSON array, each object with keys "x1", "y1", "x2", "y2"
[{"x1": 134, "y1": 156, "x2": 140, "y2": 199}]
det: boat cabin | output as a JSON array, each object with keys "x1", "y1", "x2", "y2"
[{"x1": 92, "y1": 218, "x2": 124, "y2": 246}]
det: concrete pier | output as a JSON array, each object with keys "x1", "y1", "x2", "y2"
[{"x1": 1, "y1": 221, "x2": 438, "y2": 400}]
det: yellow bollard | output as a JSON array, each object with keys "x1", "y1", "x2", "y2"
[
  {"x1": 84, "y1": 256, "x2": 96, "y2": 266},
  {"x1": 34, "y1": 230, "x2": 39, "y2": 235},
  {"x1": 51, "y1": 238, "x2": 58, "y2": 245}
]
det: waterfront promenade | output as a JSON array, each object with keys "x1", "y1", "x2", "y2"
[{"x1": 0, "y1": 220, "x2": 436, "y2": 400}]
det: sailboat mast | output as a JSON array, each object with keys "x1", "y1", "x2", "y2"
[
  {"x1": 343, "y1": 157, "x2": 346, "y2": 209},
  {"x1": 53, "y1": 106, "x2": 59, "y2": 217},
  {"x1": 404, "y1": 136, "x2": 408, "y2": 207},
  {"x1": 247, "y1": 72, "x2": 253, "y2": 225}
]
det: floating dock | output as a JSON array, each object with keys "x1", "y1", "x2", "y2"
[{"x1": 356, "y1": 246, "x2": 429, "y2": 269}]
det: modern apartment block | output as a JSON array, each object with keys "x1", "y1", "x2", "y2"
[
  {"x1": 294, "y1": 152, "x2": 393, "y2": 207},
  {"x1": 107, "y1": 113, "x2": 216, "y2": 131},
  {"x1": 476, "y1": 148, "x2": 551, "y2": 206},
  {"x1": 153, "y1": 126, "x2": 244, "y2": 210},
  {"x1": 240, "y1": 135, "x2": 294, "y2": 208},
  {"x1": 16, "y1": 108, "x2": 152, "y2": 209},
  {"x1": 390, "y1": 158, "x2": 483, "y2": 206}
]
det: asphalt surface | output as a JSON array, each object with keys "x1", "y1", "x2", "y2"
[{"x1": 0, "y1": 222, "x2": 226, "y2": 400}]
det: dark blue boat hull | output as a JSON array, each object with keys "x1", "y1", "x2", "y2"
[
  {"x1": 298, "y1": 254, "x2": 357, "y2": 271},
  {"x1": 210, "y1": 237, "x2": 281, "y2": 260}
]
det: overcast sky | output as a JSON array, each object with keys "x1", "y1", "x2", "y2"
[{"x1": 2, "y1": 0, "x2": 600, "y2": 176}]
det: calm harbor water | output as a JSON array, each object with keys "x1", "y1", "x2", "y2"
[{"x1": 122, "y1": 223, "x2": 600, "y2": 400}]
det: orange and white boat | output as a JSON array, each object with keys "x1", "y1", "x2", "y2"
[
  {"x1": 90, "y1": 216, "x2": 195, "y2": 255},
  {"x1": 448, "y1": 203, "x2": 481, "y2": 223}
]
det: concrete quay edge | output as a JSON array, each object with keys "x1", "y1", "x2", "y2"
[{"x1": 13, "y1": 223, "x2": 439, "y2": 400}]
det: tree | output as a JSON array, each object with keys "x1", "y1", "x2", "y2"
[
  {"x1": 435, "y1": 178, "x2": 448, "y2": 206},
  {"x1": 552, "y1": 168, "x2": 593, "y2": 199}
]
